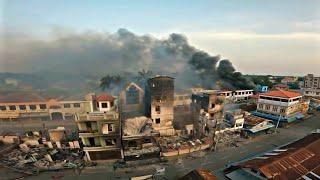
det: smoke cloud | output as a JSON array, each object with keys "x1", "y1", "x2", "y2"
[{"x1": 1, "y1": 28, "x2": 253, "y2": 91}]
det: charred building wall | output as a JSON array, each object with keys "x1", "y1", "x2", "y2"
[{"x1": 145, "y1": 76, "x2": 175, "y2": 136}]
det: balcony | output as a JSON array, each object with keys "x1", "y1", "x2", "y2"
[
  {"x1": 83, "y1": 146, "x2": 120, "y2": 151},
  {"x1": 76, "y1": 112, "x2": 118, "y2": 122}
]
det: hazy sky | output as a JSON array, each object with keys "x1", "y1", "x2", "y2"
[{"x1": 1, "y1": 0, "x2": 319, "y2": 75}]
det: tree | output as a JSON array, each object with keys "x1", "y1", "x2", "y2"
[{"x1": 100, "y1": 74, "x2": 122, "y2": 91}]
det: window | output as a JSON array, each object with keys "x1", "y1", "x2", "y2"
[
  {"x1": 110, "y1": 101, "x2": 114, "y2": 107},
  {"x1": 39, "y1": 104, "x2": 46, "y2": 109},
  {"x1": 155, "y1": 105, "x2": 161, "y2": 113},
  {"x1": 9, "y1": 105, "x2": 16, "y2": 110},
  {"x1": 272, "y1": 106, "x2": 278, "y2": 112},
  {"x1": 265, "y1": 105, "x2": 270, "y2": 110},
  {"x1": 280, "y1": 109, "x2": 285, "y2": 113},
  {"x1": 155, "y1": 118, "x2": 160, "y2": 124},
  {"x1": 211, "y1": 103, "x2": 215, "y2": 108},
  {"x1": 85, "y1": 122, "x2": 92, "y2": 129},
  {"x1": 19, "y1": 105, "x2": 26, "y2": 110},
  {"x1": 73, "y1": 103, "x2": 80, "y2": 108},
  {"x1": 0, "y1": 106, "x2": 6, "y2": 111},
  {"x1": 236, "y1": 123, "x2": 243, "y2": 127},
  {"x1": 259, "y1": 104, "x2": 263, "y2": 109},
  {"x1": 64, "y1": 104, "x2": 71, "y2": 108},
  {"x1": 29, "y1": 105, "x2": 37, "y2": 110},
  {"x1": 88, "y1": 137, "x2": 95, "y2": 146},
  {"x1": 108, "y1": 124, "x2": 113, "y2": 132},
  {"x1": 101, "y1": 103, "x2": 108, "y2": 108},
  {"x1": 96, "y1": 102, "x2": 99, "y2": 108}
]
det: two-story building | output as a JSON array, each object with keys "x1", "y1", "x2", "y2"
[{"x1": 253, "y1": 90, "x2": 308, "y2": 124}]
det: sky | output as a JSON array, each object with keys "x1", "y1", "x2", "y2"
[{"x1": 1, "y1": 0, "x2": 320, "y2": 76}]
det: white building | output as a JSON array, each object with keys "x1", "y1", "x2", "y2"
[
  {"x1": 231, "y1": 90, "x2": 254, "y2": 101},
  {"x1": 253, "y1": 90, "x2": 308, "y2": 123},
  {"x1": 303, "y1": 74, "x2": 320, "y2": 98},
  {"x1": 96, "y1": 94, "x2": 116, "y2": 112}
]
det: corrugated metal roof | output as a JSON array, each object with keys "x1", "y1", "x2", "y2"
[{"x1": 225, "y1": 133, "x2": 320, "y2": 180}]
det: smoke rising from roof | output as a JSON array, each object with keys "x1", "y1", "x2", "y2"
[{"x1": 1, "y1": 28, "x2": 254, "y2": 90}]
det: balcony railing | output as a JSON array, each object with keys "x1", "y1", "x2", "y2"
[{"x1": 76, "y1": 112, "x2": 118, "y2": 122}]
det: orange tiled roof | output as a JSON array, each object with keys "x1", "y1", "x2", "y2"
[
  {"x1": 96, "y1": 94, "x2": 115, "y2": 101},
  {"x1": 259, "y1": 90, "x2": 302, "y2": 98}
]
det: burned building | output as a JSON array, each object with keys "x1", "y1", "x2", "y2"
[
  {"x1": 121, "y1": 116, "x2": 160, "y2": 161},
  {"x1": 76, "y1": 94, "x2": 122, "y2": 162},
  {"x1": 119, "y1": 82, "x2": 145, "y2": 119},
  {"x1": 145, "y1": 76, "x2": 175, "y2": 136},
  {"x1": 191, "y1": 91, "x2": 225, "y2": 137}
]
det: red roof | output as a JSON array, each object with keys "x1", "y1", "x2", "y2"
[
  {"x1": 96, "y1": 94, "x2": 115, "y2": 101},
  {"x1": 259, "y1": 90, "x2": 302, "y2": 98}
]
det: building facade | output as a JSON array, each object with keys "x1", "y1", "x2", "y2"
[
  {"x1": 253, "y1": 90, "x2": 308, "y2": 123},
  {"x1": 303, "y1": 74, "x2": 320, "y2": 98},
  {"x1": 145, "y1": 76, "x2": 175, "y2": 136},
  {"x1": 231, "y1": 90, "x2": 254, "y2": 101},
  {"x1": 191, "y1": 91, "x2": 225, "y2": 137},
  {"x1": 0, "y1": 93, "x2": 94, "y2": 121},
  {"x1": 76, "y1": 99, "x2": 122, "y2": 161},
  {"x1": 119, "y1": 82, "x2": 145, "y2": 119}
]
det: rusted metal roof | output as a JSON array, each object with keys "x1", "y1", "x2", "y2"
[
  {"x1": 181, "y1": 168, "x2": 217, "y2": 180},
  {"x1": 225, "y1": 133, "x2": 320, "y2": 180}
]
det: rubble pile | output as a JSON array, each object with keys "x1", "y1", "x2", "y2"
[
  {"x1": 0, "y1": 146, "x2": 85, "y2": 175},
  {"x1": 215, "y1": 131, "x2": 242, "y2": 148},
  {"x1": 123, "y1": 116, "x2": 154, "y2": 136}
]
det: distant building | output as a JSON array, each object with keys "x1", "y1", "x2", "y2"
[
  {"x1": 253, "y1": 90, "x2": 308, "y2": 124},
  {"x1": 76, "y1": 106, "x2": 122, "y2": 161},
  {"x1": 0, "y1": 93, "x2": 96, "y2": 121},
  {"x1": 273, "y1": 83, "x2": 289, "y2": 90},
  {"x1": 303, "y1": 74, "x2": 320, "y2": 98},
  {"x1": 281, "y1": 76, "x2": 298, "y2": 84},
  {"x1": 4, "y1": 78, "x2": 18, "y2": 86},
  {"x1": 145, "y1": 76, "x2": 175, "y2": 136},
  {"x1": 256, "y1": 84, "x2": 268, "y2": 93},
  {"x1": 225, "y1": 132, "x2": 320, "y2": 180},
  {"x1": 231, "y1": 90, "x2": 254, "y2": 101}
]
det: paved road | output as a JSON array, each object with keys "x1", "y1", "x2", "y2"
[{"x1": 2, "y1": 112, "x2": 320, "y2": 179}]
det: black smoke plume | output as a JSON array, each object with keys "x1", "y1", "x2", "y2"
[{"x1": 1, "y1": 28, "x2": 253, "y2": 93}]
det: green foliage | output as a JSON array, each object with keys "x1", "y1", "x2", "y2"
[
  {"x1": 249, "y1": 75, "x2": 273, "y2": 87},
  {"x1": 100, "y1": 74, "x2": 123, "y2": 90}
]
